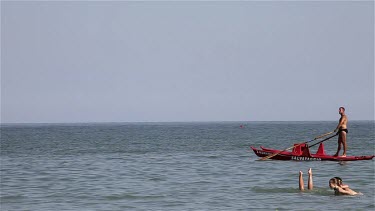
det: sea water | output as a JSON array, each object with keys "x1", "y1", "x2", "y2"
[{"x1": 1, "y1": 121, "x2": 374, "y2": 210}]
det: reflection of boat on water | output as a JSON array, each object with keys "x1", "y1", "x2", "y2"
[{"x1": 250, "y1": 143, "x2": 375, "y2": 161}]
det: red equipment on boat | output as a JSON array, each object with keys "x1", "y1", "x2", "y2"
[{"x1": 251, "y1": 143, "x2": 375, "y2": 161}]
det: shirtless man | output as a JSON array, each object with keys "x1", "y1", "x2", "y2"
[{"x1": 333, "y1": 107, "x2": 348, "y2": 157}]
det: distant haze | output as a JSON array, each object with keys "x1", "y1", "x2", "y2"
[{"x1": 1, "y1": 1, "x2": 374, "y2": 123}]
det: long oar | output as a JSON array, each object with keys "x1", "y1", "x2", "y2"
[
  {"x1": 258, "y1": 131, "x2": 334, "y2": 161},
  {"x1": 309, "y1": 133, "x2": 338, "y2": 148}
]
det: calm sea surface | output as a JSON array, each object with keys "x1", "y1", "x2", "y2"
[{"x1": 1, "y1": 121, "x2": 374, "y2": 210}]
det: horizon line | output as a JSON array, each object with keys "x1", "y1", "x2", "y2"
[{"x1": 1, "y1": 119, "x2": 374, "y2": 125}]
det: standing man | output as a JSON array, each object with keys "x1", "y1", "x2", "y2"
[{"x1": 333, "y1": 107, "x2": 348, "y2": 157}]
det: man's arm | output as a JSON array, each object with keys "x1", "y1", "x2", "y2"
[
  {"x1": 341, "y1": 184, "x2": 349, "y2": 189},
  {"x1": 336, "y1": 186, "x2": 352, "y2": 195}
]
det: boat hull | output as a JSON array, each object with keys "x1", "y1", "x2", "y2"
[{"x1": 251, "y1": 146, "x2": 375, "y2": 161}]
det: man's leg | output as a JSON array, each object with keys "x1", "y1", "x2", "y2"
[
  {"x1": 334, "y1": 134, "x2": 342, "y2": 156},
  {"x1": 341, "y1": 131, "x2": 347, "y2": 157}
]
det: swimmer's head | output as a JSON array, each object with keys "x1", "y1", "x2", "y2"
[
  {"x1": 329, "y1": 178, "x2": 338, "y2": 189},
  {"x1": 334, "y1": 177, "x2": 343, "y2": 186}
]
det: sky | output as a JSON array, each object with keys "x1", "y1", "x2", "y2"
[{"x1": 1, "y1": 1, "x2": 374, "y2": 123}]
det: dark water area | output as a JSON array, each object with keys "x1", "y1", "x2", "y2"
[{"x1": 1, "y1": 121, "x2": 374, "y2": 210}]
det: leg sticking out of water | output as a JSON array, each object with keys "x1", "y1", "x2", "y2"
[
  {"x1": 308, "y1": 168, "x2": 313, "y2": 190},
  {"x1": 299, "y1": 171, "x2": 304, "y2": 191},
  {"x1": 299, "y1": 168, "x2": 313, "y2": 191}
]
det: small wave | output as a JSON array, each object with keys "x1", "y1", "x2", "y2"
[
  {"x1": 206, "y1": 155, "x2": 221, "y2": 159},
  {"x1": 308, "y1": 188, "x2": 335, "y2": 196},
  {"x1": 149, "y1": 177, "x2": 166, "y2": 182},
  {"x1": 191, "y1": 180, "x2": 214, "y2": 185},
  {"x1": 192, "y1": 154, "x2": 222, "y2": 159},
  {"x1": 0, "y1": 194, "x2": 26, "y2": 200},
  {"x1": 251, "y1": 186, "x2": 334, "y2": 195},
  {"x1": 252, "y1": 186, "x2": 300, "y2": 194},
  {"x1": 105, "y1": 193, "x2": 165, "y2": 200},
  {"x1": 366, "y1": 203, "x2": 375, "y2": 209}
]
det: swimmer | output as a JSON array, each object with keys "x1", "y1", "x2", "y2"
[
  {"x1": 329, "y1": 177, "x2": 359, "y2": 195},
  {"x1": 299, "y1": 168, "x2": 359, "y2": 195}
]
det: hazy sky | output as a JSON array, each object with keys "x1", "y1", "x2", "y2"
[{"x1": 1, "y1": 1, "x2": 374, "y2": 123}]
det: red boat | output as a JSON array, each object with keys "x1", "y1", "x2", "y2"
[{"x1": 251, "y1": 143, "x2": 375, "y2": 161}]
